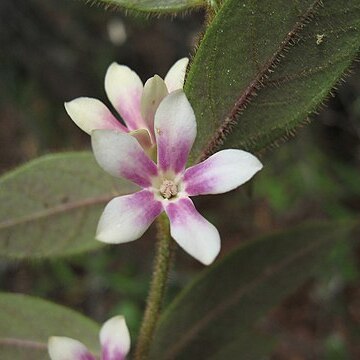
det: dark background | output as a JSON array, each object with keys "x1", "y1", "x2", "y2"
[{"x1": 1, "y1": 1, "x2": 360, "y2": 359}]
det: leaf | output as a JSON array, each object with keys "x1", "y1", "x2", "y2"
[
  {"x1": 0, "y1": 152, "x2": 138, "y2": 259},
  {"x1": 210, "y1": 330, "x2": 275, "y2": 360},
  {"x1": 0, "y1": 292, "x2": 100, "y2": 360},
  {"x1": 149, "y1": 220, "x2": 355, "y2": 359},
  {"x1": 186, "y1": 0, "x2": 360, "y2": 162},
  {"x1": 97, "y1": 0, "x2": 206, "y2": 14}
]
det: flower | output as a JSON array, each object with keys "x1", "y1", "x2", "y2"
[
  {"x1": 91, "y1": 90, "x2": 263, "y2": 265},
  {"x1": 65, "y1": 58, "x2": 189, "y2": 151},
  {"x1": 48, "y1": 316, "x2": 130, "y2": 360}
]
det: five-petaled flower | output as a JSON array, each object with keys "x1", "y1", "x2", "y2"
[
  {"x1": 65, "y1": 58, "x2": 188, "y2": 151},
  {"x1": 48, "y1": 316, "x2": 130, "y2": 360},
  {"x1": 92, "y1": 90, "x2": 263, "y2": 265}
]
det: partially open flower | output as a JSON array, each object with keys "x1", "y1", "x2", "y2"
[
  {"x1": 48, "y1": 316, "x2": 130, "y2": 360},
  {"x1": 91, "y1": 90, "x2": 263, "y2": 265},
  {"x1": 65, "y1": 58, "x2": 189, "y2": 152}
]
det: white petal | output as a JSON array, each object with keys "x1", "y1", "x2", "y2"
[
  {"x1": 165, "y1": 197, "x2": 220, "y2": 265},
  {"x1": 65, "y1": 97, "x2": 127, "y2": 134},
  {"x1": 140, "y1": 75, "x2": 168, "y2": 141},
  {"x1": 105, "y1": 63, "x2": 144, "y2": 131},
  {"x1": 164, "y1": 58, "x2": 189, "y2": 92},
  {"x1": 100, "y1": 316, "x2": 131, "y2": 360},
  {"x1": 91, "y1": 130, "x2": 158, "y2": 187},
  {"x1": 48, "y1": 337, "x2": 95, "y2": 360},
  {"x1": 96, "y1": 190, "x2": 163, "y2": 244},
  {"x1": 155, "y1": 90, "x2": 196, "y2": 174},
  {"x1": 184, "y1": 149, "x2": 263, "y2": 196}
]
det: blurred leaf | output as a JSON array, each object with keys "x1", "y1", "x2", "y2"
[
  {"x1": 255, "y1": 128, "x2": 360, "y2": 218},
  {"x1": 210, "y1": 330, "x2": 275, "y2": 360},
  {"x1": 111, "y1": 300, "x2": 143, "y2": 338},
  {"x1": 150, "y1": 221, "x2": 355, "y2": 359},
  {"x1": 328, "y1": 241, "x2": 359, "y2": 283},
  {"x1": 186, "y1": 0, "x2": 360, "y2": 162},
  {"x1": 325, "y1": 333, "x2": 351, "y2": 360},
  {"x1": 0, "y1": 292, "x2": 99, "y2": 360},
  {"x1": 108, "y1": 273, "x2": 148, "y2": 296},
  {"x1": 0, "y1": 152, "x2": 138, "y2": 259},
  {"x1": 98, "y1": 0, "x2": 206, "y2": 14}
]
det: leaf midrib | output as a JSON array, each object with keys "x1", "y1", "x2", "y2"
[
  {"x1": 197, "y1": 0, "x2": 322, "y2": 161},
  {"x1": 0, "y1": 337, "x2": 47, "y2": 350},
  {"x1": 162, "y1": 231, "x2": 328, "y2": 359},
  {"x1": 0, "y1": 194, "x2": 113, "y2": 230},
  {"x1": 100, "y1": 0, "x2": 205, "y2": 13}
]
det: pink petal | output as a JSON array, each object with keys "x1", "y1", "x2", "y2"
[
  {"x1": 65, "y1": 97, "x2": 127, "y2": 134},
  {"x1": 154, "y1": 90, "x2": 196, "y2": 174},
  {"x1": 184, "y1": 149, "x2": 263, "y2": 196},
  {"x1": 105, "y1": 63, "x2": 145, "y2": 131},
  {"x1": 164, "y1": 58, "x2": 189, "y2": 92},
  {"x1": 140, "y1": 75, "x2": 168, "y2": 142},
  {"x1": 91, "y1": 130, "x2": 158, "y2": 187},
  {"x1": 48, "y1": 337, "x2": 96, "y2": 360},
  {"x1": 100, "y1": 316, "x2": 131, "y2": 360},
  {"x1": 165, "y1": 197, "x2": 220, "y2": 265},
  {"x1": 96, "y1": 190, "x2": 163, "y2": 244}
]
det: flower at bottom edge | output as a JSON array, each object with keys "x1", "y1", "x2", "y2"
[{"x1": 48, "y1": 316, "x2": 130, "y2": 360}]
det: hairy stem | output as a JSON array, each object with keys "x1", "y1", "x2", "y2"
[{"x1": 134, "y1": 213, "x2": 173, "y2": 360}]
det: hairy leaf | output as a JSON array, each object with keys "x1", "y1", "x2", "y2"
[
  {"x1": 98, "y1": 0, "x2": 206, "y2": 14},
  {"x1": 150, "y1": 221, "x2": 355, "y2": 359},
  {"x1": 186, "y1": 0, "x2": 360, "y2": 162},
  {"x1": 0, "y1": 152, "x2": 137, "y2": 259},
  {"x1": 0, "y1": 293, "x2": 99, "y2": 360}
]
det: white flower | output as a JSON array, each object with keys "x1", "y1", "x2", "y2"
[
  {"x1": 91, "y1": 90, "x2": 263, "y2": 265},
  {"x1": 48, "y1": 316, "x2": 130, "y2": 360},
  {"x1": 64, "y1": 58, "x2": 189, "y2": 151}
]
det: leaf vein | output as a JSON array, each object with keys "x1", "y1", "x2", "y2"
[
  {"x1": 0, "y1": 194, "x2": 113, "y2": 230},
  {"x1": 0, "y1": 337, "x2": 47, "y2": 350},
  {"x1": 163, "y1": 236, "x2": 327, "y2": 359},
  {"x1": 197, "y1": 0, "x2": 324, "y2": 161}
]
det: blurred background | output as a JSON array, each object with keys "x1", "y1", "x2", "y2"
[{"x1": 0, "y1": 1, "x2": 360, "y2": 358}]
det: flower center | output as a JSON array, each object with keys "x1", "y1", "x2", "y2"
[{"x1": 159, "y1": 179, "x2": 178, "y2": 199}]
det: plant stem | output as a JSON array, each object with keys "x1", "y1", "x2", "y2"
[{"x1": 134, "y1": 213, "x2": 173, "y2": 360}]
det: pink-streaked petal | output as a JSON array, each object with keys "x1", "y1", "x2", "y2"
[
  {"x1": 100, "y1": 316, "x2": 131, "y2": 360},
  {"x1": 48, "y1": 337, "x2": 96, "y2": 360},
  {"x1": 65, "y1": 97, "x2": 127, "y2": 134},
  {"x1": 184, "y1": 149, "x2": 263, "y2": 196},
  {"x1": 165, "y1": 197, "x2": 220, "y2": 265},
  {"x1": 96, "y1": 190, "x2": 163, "y2": 244},
  {"x1": 164, "y1": 58, "x2": 189, "y2": 92},
  {"x1": 155, "y1": 90, "x2": 196, "y2": 174},
  {"x1": 91, "y1": 130, "x2": 158, "y2": 187},
  {"x1": 140, "y1": 75, "x2": 168, "y2": 142},
  {"x1": 105, "y1": 63, "x2": 144, "y2": 131}
]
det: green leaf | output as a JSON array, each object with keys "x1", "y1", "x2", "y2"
[
  {"x1": 0, "y1": 292, "x2": 100, "y2": 360},
  {"x1": 210, "y1": 330, "x2": 275, "y2": 360},
  {"x1": 186, "y1": 0, "x2": 360, "y2": 162},
  {"x1": 98, "y1": 0, "x2": 206, "y2": 14},
  {"x1": 150, "y1": 221, "x2": 355, "y2": 359},
  {"x1": 0, "y1": 152, "x2": 138, "y2": 259}
]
